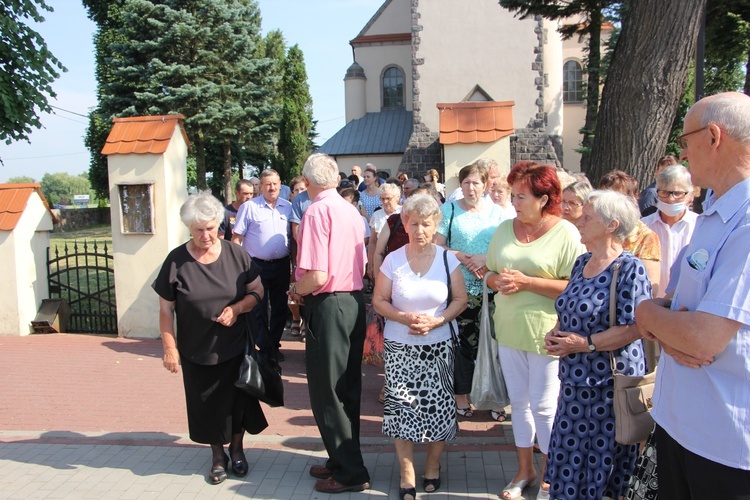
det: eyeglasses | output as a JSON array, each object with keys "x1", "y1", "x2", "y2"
[
  {"x1": 380, "y1": 196, "x2": 394, "y2": 202},
  {"x1": 561, "y1": 200, "x2": 583, "y2": 208},
  {"x1": 656, "y1": 190, "x2": 689, "y2": 200},
  {"x1": 677, "y1": 126, "x2": 708, "y2": 149}
]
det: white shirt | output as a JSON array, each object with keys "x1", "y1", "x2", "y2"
[
  {"x1": 642, "y1": 210, "x2": 698, "y2": 297},
  {"x1": 380, "y1": 247, "x2": 460, "y2": 345},
  {"x1": 369, "y1": 207, "x2": 401, "y2": 237}
]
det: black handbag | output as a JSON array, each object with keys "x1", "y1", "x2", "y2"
[
  {"x1": 443, "y1": 249, "x2": 474, "y2": 392},
  {"x1": 235, "y1": 315, "x2": 284, "y2": 407}
]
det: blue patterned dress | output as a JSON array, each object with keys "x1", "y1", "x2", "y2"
[{"x1": 545, "y1": 251, "x2": 651, "y2": 500}]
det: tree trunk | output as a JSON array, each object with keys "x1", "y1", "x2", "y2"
[
  {"x1": 194, "y1": 127, "x2": 207, "y2": 190},
  {"x1": 223, "y1": 138, "x2": 233, "y2": 202},
  {"x1": 579, "y1": 9, "x2": 602, "y2": 174},
  {"x1": 587, "y1": 0, "x2": 706, "y2": 189}
]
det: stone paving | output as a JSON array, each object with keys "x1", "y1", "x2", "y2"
[{"x1": 0, "y1": 333, "x2": 545, "y2": 499}]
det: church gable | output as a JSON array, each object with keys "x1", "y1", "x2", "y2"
[{"x1": 355, "y1": 0, "x2": 411, "y2": 38}]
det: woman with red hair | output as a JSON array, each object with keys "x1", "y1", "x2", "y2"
[{"x1": 485, "y1": 162, "x2": 585, "y2": 500}]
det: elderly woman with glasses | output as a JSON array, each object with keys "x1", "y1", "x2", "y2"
[
  {"x1": 561, "y1": 181, "x2": 592, "y2": 227},
  {"x1": 153, "y1": 191, "x2": 268, "y2": 485},
  {"x1": 641, "y1": 164, "x2": 697, "y2": 297}
]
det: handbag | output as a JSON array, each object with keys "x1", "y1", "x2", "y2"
[
  {"x1": 609, "y1": 261, "x2": 656, "y2": 445},
  {"x1": 469, "y1": 272, "x2": 510, "y2": 410},
  {"x1": 235, "y1": 315, "x2": 284, "y2": 407},
  {"x1": 623, "y1": 428, "x2": 658, "y2": 500},
  {"x1": 443, "y1": 249, "x2": 474, "y2": 392}
]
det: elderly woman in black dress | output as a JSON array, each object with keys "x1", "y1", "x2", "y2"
[{"x1": 153, "y1": 191, "x2": 268, "y2": 485}]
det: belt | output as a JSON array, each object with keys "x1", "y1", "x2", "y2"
[{"x1": 252, "y1": 256, "x2": 289, "y2": 264}]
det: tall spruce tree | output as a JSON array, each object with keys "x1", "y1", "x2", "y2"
[
  {"x1": 275, "y1": 44, "x2": 315, "y2": 181},
  {"x1": 84, "y1": 0, "x2": 276, "y2": 198},
  {"x1": 499, "y1": 0, "x2": 618, "y2": 172}
]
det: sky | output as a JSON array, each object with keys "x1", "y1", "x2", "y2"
[{"x1": 0, "y1": 0, "x2": 383, "y2": 183}]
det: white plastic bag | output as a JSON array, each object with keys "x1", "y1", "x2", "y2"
[{"x1": 469, "y1": 272, "x2": 509, "y2": 410}]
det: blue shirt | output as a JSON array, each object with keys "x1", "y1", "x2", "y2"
[
  {"x1": 289, "y1": 190, "x2": 311, "y2": 225},
  {"x1": 652, "y1": 176, "x2": 750, "y2": 470},
  {"x1": 233, "y1": 195, "x2": 292, "y2": 261}
]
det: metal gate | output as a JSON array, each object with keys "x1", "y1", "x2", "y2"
[{"x1": 47, "y1": 240, "x2": 118, "y2": 334}]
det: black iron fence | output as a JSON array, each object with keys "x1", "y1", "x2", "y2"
[{"x1": 47, "y1": 240, "x2": 118, "y2": 334}]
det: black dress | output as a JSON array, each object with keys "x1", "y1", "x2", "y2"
[{"x1": 153, "y1": 240, "x2": 268, "y2": 444}]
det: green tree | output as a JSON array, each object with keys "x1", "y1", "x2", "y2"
[
  {"x1": 499, "y1": 0, "x2": 618, "y2": 172},
  {"x1": 275, "y1": 44, "x2": 315, "y2": 181},
  {"x1": 40, "y1": 172, "x2": 91, "y2": 206},
  {"x1": 84, "y1": 0, "x2": 278, "y2": 200},
  {"x1": 0, "y1": 0, "x2": 66, "y2": 151},
  {"x1": 587, "y1": 0, "x2": 705, "y2": 187},
  {"x1": 8, "y1": 176, "x2": 36, "y2": 183}
]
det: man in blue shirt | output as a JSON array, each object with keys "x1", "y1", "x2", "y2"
[
  {"x1": 232, "y1": 169, "x2": 292, "y2": 361},
  {"x1": 636, "y1": 92, "x2": 750, "y2": 499}
]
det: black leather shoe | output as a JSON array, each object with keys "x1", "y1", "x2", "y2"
[{"x1": 231, "y1": 458, "x2": 248, "y2": 477}]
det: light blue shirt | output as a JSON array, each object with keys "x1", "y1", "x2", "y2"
[
  {"x1": 652, "y1": 176, "x2": 750, "y2": 470},
  {"x1": 233, "y1": 195, "x2": 291, "y2": 261},
  {"x1": 289, "y1": 190, "x2": 311, "y2": 225}
]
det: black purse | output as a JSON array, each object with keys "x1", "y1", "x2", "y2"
[
  {"x1": 443, "y1": 249, "x2": 474, "y2": 393},
  {"x1": 235, "y1": 315, "x2": 284, "y2": 407}
]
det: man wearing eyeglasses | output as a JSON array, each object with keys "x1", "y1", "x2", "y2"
[
  {"x1": 636, "y1": 92, "x2": 750, "y2": 499},
  {"x1": 638, "y1": 154, "x2": 679, "y2": 216}
]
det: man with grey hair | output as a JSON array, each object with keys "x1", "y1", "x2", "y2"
[
  {"x1": 401, "y1": 177, "x2": 420, "y2": 202},
  {"x1": 636, "y1": 92, "x2": 750, "y2": 498},
  {"x1": 232, "y1": 169, "x2": 292, "y2": 362},
  {"x1": 288, "y1": 153, "x2": 371, "y2": 493},
  {"x1": 446, "y1": 156, "x2": 500, "y2": 202}
]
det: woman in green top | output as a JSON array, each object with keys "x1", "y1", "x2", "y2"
[{"x1": 486, "y1": 162, "x2": 584, "y2": 500}]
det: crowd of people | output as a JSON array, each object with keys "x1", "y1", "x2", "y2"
[{"x1": 153, "y1": 91, "x2": 750, "y2": 499}]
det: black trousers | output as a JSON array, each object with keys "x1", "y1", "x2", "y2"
[
  {"x1": 252, "y1": 257, "x2": 290, "y2": 355},
  {"x1": 304, "y1": 291, "x2": 370, "y2": 486},
  {"x1": 655, "y1": 424, "x2": 750, "y2": 499}
]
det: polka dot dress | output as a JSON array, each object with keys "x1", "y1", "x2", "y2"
[{"x1": 545, "y1": 252, "x2": 651, "y2": 500}]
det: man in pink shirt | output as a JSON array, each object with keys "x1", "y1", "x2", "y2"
[{"x1": 288, "y1": 153, "x2": 370, "y2": 494}]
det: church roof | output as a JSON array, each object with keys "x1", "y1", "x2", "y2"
[
  {"x1": 101, "y1": 115, "x2": 190, "y2": 155},
  {"x1": 0, "y1": 183, "x2": 56, "y2": 231},
  {"x1": 317, "y1": 110, "x2": 413, "y2": 156}
]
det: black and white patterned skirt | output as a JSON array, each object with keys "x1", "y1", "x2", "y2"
[{"x1": 382, "y1": 338, "x2": 458, "y2": 442}]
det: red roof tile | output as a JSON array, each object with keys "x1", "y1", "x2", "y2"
[
  {"x1": 438, "y1": 101, "x2": 515, "y2": 145},
  {"x1": 0, "y1": 183, "x2": 56, "y2": 231},
  {"x1": 101, "y1": 115, "x2": 190, "y2": 155}
]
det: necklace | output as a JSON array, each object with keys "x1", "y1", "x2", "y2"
[
  {"x1": 407, "y1": 246, "x2": 435, "y2": 277},
  {"x1": 521, "y1": 216, "x2": 548, "y2": 243}
]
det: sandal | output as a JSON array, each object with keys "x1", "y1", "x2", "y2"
[
  {"x1": 501, "y1": 478, "x2": 533, "y2": 500},
  {"x1": 423, "y1": 467, "x2": 441, "y2": 493},
  {"x1": 399, "y1": 487, "x2": 416, "y2": 500},
  {"x1": 291, "y1": 319, "x2": 303, "y2": 336},
  {"x1": 456, "y1": 406, "x2": 474, "y2": 418},
  {"x1": 491, "y1": 409, "x2": 507, "y2": 422},
  {"x1": 208, "y1": 456, "x2": 229, "y2": 485}
]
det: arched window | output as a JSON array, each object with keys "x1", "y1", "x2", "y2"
[
  {"x1": 382, "y1": 66, "x2": 405, "y2": 109},
  {"x1": 563, "y1": 60, "x2": 584, "y2": 103}
]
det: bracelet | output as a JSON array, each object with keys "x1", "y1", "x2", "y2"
[
  {"x1": 246, "y1": 291, "x2": 261, "y2": 304},
  {"x1": 438, "y1": 316, "x2": 447, "y2": 326}
]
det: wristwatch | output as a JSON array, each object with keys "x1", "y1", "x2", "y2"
[
  {"x1": 587, "y1": 334, "x2": 596, "y2": 352},
  {"x1": 289, "y1": 282, "x2": 297, "y2": 295}
]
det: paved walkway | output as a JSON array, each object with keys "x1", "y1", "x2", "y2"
[{"x1": 0, "y1": 334, "x2": 545, "y2": 499}]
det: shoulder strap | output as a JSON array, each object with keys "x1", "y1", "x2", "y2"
[
  {"x1": 447, "y1": 202, "x2": 455, "y2": 247},
  {"x1": 385, "y1": 216, "x2": 402, "y2": 255},
  {"x1": 443, "y1": 248, "x2": 452, "y2": 303},
  {"x1": 609, "y1": 261, "x2": 622, "y2": 373}
]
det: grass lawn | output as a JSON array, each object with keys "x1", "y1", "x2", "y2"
[{"x1": 50, "y1": 224, "x2": 113, "y2": 253}]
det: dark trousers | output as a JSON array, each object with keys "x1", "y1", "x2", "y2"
[
  {"x1": 252, "y1": 257, "x2": 290, "y2": 356},
  {"x1": 656, "y1": 424, "x2": 750, "y2": 499},
  {"x1": 304, "y1": 291, "x2": 370, "y2": 486}
]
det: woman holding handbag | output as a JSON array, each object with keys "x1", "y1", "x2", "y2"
[
  {"x1": 543, "y1": 190, "x2": 651, "y2": 500},
  {"x1": 153, "y1": 191, "x2": 268, "y2": 485},
  {"x1": 373, "y1": 194, "x2": 468, "y2": 500},
  {"x1": 435, "y1": 161, "x2": 512, "y2": 419}
]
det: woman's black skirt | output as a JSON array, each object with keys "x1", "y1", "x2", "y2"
[{"x1": 180, "y1": 354, "x2": 268, "y2": 444}]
